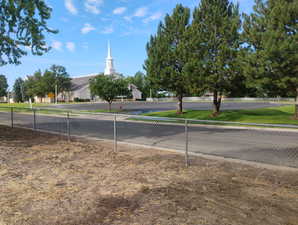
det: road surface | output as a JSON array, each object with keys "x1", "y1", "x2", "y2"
[
  {"x1": 46, "y1": 101, "x2": 285, "y2": 114},
  {"x1": 0, "y1": 111, "x2": 297, "y2": 168}
]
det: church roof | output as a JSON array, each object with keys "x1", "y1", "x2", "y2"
[{"x1": 71, "y1": 75, "x2": 97, "y2": 91}]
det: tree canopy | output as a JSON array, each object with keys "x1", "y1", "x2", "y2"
[
  {"x1": 0, "y1": 0, "x2": 57, "y2": 66},
  {"x1": 42, "y1": 65, "x2": 71, "y2": 95},
  {"x1": 23, "y1": 65, "x2": 71, "y2": 101},
  {"x1": 90, "y1": 75, "x2": 130, "y2": 111},
  {"x1": 186, "y1": 0, "x2": 241, "y2": 114},
  {"x1": 13, "y1": 77, "x2": 25, "y2": 102},
  {"x1": 144, "y1": 4, "x2": 191, "y2": 114},
  {"x1": 126, "y1": 71, "x2": 152, "y2": 99},
  {"x1": 25, "y1": 70, "x2": 45, "y2": 99},
  {"x1": 242, "y1": 0, "x2": 298, "y2": 98}
]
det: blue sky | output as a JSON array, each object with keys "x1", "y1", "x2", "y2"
[{"x1": 0, "y1": 0, "x2": 255, "y2": 89}]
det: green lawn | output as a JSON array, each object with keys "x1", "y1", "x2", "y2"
[
  {"x1": 0, "y1": 103, "x2": 124, "y2": 115},
  {"x1": 143, "y1": 105, "x2": 298, "y2": 126},
  {"x1": 0, "y1": 103, "x2": 69, "y2": 115},
  {"x1": 0, "y1": 103, "x2": 51, "y2": 108}
]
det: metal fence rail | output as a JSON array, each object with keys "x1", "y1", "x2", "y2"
[{"x1": 0, "y1": 106, "x2": 298, "y2": 168}]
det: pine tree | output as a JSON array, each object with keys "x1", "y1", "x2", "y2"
[
  {"x1": 144, "y1": 4, "x2": 191, "y2": 114},
  {"x1": 13, "y1": 78, "x2": 25, "y2": 102},
  {"x1": 243, "y1": 0, "x2": 298, "y2": 117},
  {"x1": 186, "y1": 0, "x2": 241, "y2": 115},
  {"x1": 0, "y1": 74, "x2": 8, "y2": 97}
]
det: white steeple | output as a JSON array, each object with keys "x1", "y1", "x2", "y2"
[{"x1": 104, "y1": 41, "x2": 116, "y2": 75}]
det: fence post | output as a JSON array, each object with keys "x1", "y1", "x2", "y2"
[
  {"x1": 114, "y1": 114, "x2": 117, "y2": 152},
  {"x1": 33, "y1": 109, "x2": 36, "y2": 130},
  {"x1": 11, "y1": 107, "x2": 13, "y2": 128},
  {"x1": 67, "y1": 112, "x2": 70, "y2": 142},
  {"x1": 185, "y1": 119, "x2": 189, "y2": 167}
]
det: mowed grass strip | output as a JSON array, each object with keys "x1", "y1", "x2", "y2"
[
  {"x1": 0, "y1": 103, "x2": 50, "y2": 108},
  {"x1": 0, "y1": 103, "x2": 69, "y2": 116},
  {"x1": 143, "y1": 105, "x2": 298, "y2": 125}
]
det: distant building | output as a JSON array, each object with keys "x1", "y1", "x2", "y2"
[
  {"x1": 69, "y1": 74, "x2": 97, "y2": 101},
  {"x1": 66, "y1": 42, "x2": 142, "y2": 101},
  {"x1": 128, "y1": 83, "x2": 142, "y2": 100},
  {"x1": 0, "y1": 96, "x2": 7, "y2": 103}
]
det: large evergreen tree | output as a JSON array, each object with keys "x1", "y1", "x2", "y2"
[
  {"x1": 186, "y1": 0, "x2": 241, "y2": 115},
  {"x1": 0, "y1": 0, "x2": 58, "y2": 65},
  {"x1": 13, "y1": 77, "x2": 25, "y2": 102},
  {"x1": 144, "y1": 4, "x2": 191, "y2": 114},
  {"x1": 243, "y1": 0, "x2": 298, "y2": 117},
  {"x1": 0, "y1": 74, "x2": 8, "y2": 97}
]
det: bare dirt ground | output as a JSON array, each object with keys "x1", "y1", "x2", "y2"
[{"x1": 0, "y1": 125, "x2": 298, "y2": 225}]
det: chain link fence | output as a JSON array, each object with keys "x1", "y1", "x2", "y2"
[{"x1": 0, "y1": 106, "x2": 298, "y2": 168}]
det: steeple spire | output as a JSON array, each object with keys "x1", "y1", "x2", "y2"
[
  {"x1": 107, "y1": 40, "x2": 112, "y2": 59},
  {"x1": 104, "y1": 41, "x2": 116, "y2": 75}
]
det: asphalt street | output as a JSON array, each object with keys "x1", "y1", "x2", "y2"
[
  {"x1": 1, "y1": 111, "x2": 297, "y2": 168},
  {"x1": 46, "y1": 101, "x2": 285, "y2": 114}
]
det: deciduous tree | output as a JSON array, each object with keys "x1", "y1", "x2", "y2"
[
  {"x1": 0, "y1": 0, "x2": 58, "y2": 65},
  {"x1": 126, "y1": 71, "x2": 152, "y2": 99},
  {"x1": 43, "y1": 65, "x2": 71, "y2": 99},
  {"x1": 24, "y1": 70, "x2": 46, "y2": 101},
  {"x1": 90, "y1": 75, "x2": 130, "y2": 111}
]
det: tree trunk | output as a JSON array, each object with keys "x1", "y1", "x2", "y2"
[
  {"x1": 213, "y1": 90, "x2": 222, "y2": 116},
  {"x1": 108, "y1": 102, "x2": 112, "y2": 112},
  {"x1": 177, "y1": 95, "x2": 183, "y2": 114}
]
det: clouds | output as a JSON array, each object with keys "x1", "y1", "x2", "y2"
[
  {"x1": 62, "y1": 1, "x2": 164, "y2": 38},
  {"x1": 64, "y1": 0, "x2": 77, "y2": 15},
  {"x1": 65, "y1": 0, "x2": 104, "y2": 15},
  {"x1": 123, "y1": 7, "x2": 148, "y2": 22},
  {"x1": 81, "y1": 23, "x2": 96, "y2": 34},
  {"x1": 51, "y1": 41, "x2": 63, "y2": 51},
  {"x1": 51, "y1": 41, "x2": 76, "y2": 52},
  {"x1": 113, "y1": 7, "x2": 127, "y2": 15},
  {"x1": 102, "y1": 26, "x2": 114, "y2": 34},
  {"x1": 66, "y1": 42, "x2": 76, "y2": 52},
  {"x1": 134, "y1": 7, "x2": 148, "y2": 17},
  {"x1": 84, "y1": 0, "x2": 103, "y2": 14},
  {"x1": 143, "y1": 12, "x2": 163, "y2": 23}
]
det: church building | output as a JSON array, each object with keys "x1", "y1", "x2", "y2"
[{"x1": 68, "y1": 42, "x2": 142, "y2": 101}]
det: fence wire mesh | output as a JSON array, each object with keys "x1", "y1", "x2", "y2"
[
  {"x1": 117, "y1": 114, "x2": 186, "y2": 151},
  {"x1": 188, "y1": 124, "x2": 298, "y2": 168},
  {"x1": 0, "y1": 106, "x2": 297, "y2": 168},
  {"x1": 0, "y1": 107, "x2": 11, "y2": 127}
]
